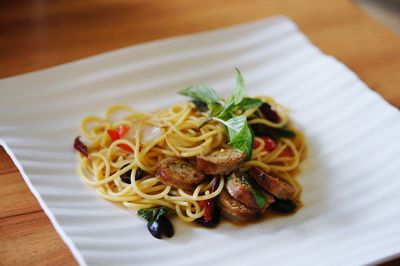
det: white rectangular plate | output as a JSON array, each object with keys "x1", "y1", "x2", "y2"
[{"x1": 1, "y1": 16, "x2": 400, "y2": 266}]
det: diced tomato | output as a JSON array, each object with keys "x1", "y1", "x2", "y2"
[
  {"x1": 253, "y1": 139, "x2": 261, "y2": 149},
  {"x1": 107, "y1": 129, "x2": 120, "y2": 141},
  {"x1": 117, "y1": 125, "x2": 129, "y2": 137},
  {"x1": 107, "y1": 126, "x2": 133, "y2": 152},
  {"x1": 117, "y1": 143, "x2": 134, "y2": 152},
  {"x1": 263, "y1": 136, "x2": 278, "y2": 152},
  {"x1": 280, "y1": 147, "x2": 293, "y2": 157},
  {"x1": 253, "y1": 136, "x2": 277, "y2": 152}
]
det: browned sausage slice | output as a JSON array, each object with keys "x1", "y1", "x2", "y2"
[
  {"x1": 217, "y1": 189, "x2": 261, "y2": 222},
  {"x1": 156, "y1": 157, "x2": 206, "y2": 190},
  {"x1": 196, "y1": 147, "x2": 246, "y2": 175},
  {"x1": 225, "y1": 172, "x2": 260, "y2": 209},
  {"x1": 248, "y1": 167, "x2": 296, "y2": 200},
  {"x1": 226, "y1": 172, "x2": 275, "y2": 210}
]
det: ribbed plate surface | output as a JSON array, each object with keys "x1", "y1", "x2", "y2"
[{"x1": 1, "y1": 16, "x2": 400, "y2": 266}]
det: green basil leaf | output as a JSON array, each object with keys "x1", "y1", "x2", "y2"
[
  {"x1": 238, "y1": 174, "x2": 266, "y2": 209},
  {"x1": 235, "y1": 97, "x2": 262, "y2": 110},
  {"x1": 228, "y1": 123, "x2": 254, "y2": 160},
  {"x1": 180, "y1": 69, "x2": 257, "y2": 160},
  {"x1": 210, "y1": 102, "x2": 225, "y2": 116},
  {"x1": 216, "y1": 101, "x2": 234, "y2": 120},
  {"x1": 217, "y1": 115, "x2": 247, "y2": 139},
  {"x1": 192, "y1": 100, "x2": 208, "y2": 112},
  {"x1": 137, "y1": 207, "x2": 175, "y2": 223},
  {"x1": 218, "y1": 98, "x2": 262, "y2": 119},
  {"x1": 180, "y1": 86, "x2": 222, "y2": 112},
  {"x1": 232, "y1": 68, "x2": 245, "y2": 105},
  {"x1": 212, "y1": 115, "x2": 253, "y2": 159},
  {"x1": 246, "y1": 178, "x2": 267, "y2": 209}
]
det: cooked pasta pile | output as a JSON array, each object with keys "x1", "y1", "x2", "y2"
[{"x1": 76, "y1": 96, "x2": 306, "y2": 223}]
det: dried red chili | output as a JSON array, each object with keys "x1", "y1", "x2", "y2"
[{"x1": 73, "y1": 136, "x2": 88, "y2": 157}]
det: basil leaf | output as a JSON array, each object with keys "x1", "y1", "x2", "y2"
[
  {"x1": 180, "y1": 69, "x2": 257, "y2": 160},
  {"x1": 228, "y1": 122, "x2": 254, "y2": 160},
  {"x1": 180, "y1": 86, "x2": 221, "y2": 109},
  {"x1": 232, "y1": 68, "x2": 245, "y2": 105},
  {"x1": 137, "y1": 207, "x2": 175, "y2": 223},
  {"x1": 246, "y1": 178, "x2": 267, "y2": 209},
  {"x1": 235, "y1": 97, "x2": 262, "y2": 110},
  {"x1": 218, "y1": 97, "x2": 262, "y2": 119},
  {"x1": 192, "y1": 100, "x2": 208, "y2": 112},
  {"x1": 216, "y1": 108, "x2": 232, "y2": 120},
  {"x1": 216, "y1": 101, "x2": 234, "y2": 120},
  {"x1": 213, "y1": 115, "x2": 253, "y2": 159},
  {"x1": 238, "y1": 174, "x2": 266, "y2": 209},
  {"x1": 210, "y1": 102, "x2": 225, "y2": 116},
  {"x1": 215, "y1": 115, "x2": 246, "y2": 139}
]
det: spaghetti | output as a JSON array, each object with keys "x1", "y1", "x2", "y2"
[
  {"x1": 74, "y1": 70, "x2": 307, "y2": 238},
  {"x1": 76, "y1": 97, "x2": 306, "y2": 222}
]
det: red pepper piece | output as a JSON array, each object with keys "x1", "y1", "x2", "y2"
[
  {"x1": 280, "y1": 147, "x2": 293, "y2": 157},
  {"x1": 73, "y1": 136, "x2": 88, "y2": 157},
  {"x1": 117, "y1": 125, "x2": 129, "y2": 137},
  {"x1": 253, "y1": 139, "x2": 261, "y2": 149},
  {"x1": 263, "y1": 136, "x2": 278, "y2": 152},
  {"x1": 117, "y1": 143, "x2": 133, "y2": 152},
  {"x1": 253, "y1": 136, "x2": 277, "y2": 152},
  {"x1": 107, "y1": 127, "x2": 133, "y2": 152},
  {"x1": 199, "y1": 177, "x2": 220, "y2": 222},
  {"x1": 107, "y1": 129, "x2": 120, "y2": 141}
]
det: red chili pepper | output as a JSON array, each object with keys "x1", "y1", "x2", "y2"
[
  {"x1": 198, "y1": 200, "x2": 207, "y2": 208},
  {"x1": 201, "y1": 200, "x2": 214, "y2": 222},
  {"x1": 199, "y1": 177, "x2": 219, "y2": 222},
  {"x1": 253, "y1": 136, "x2": 277, "y2": 152},
  {"x1": 73, "y1": 136, "x2": 88, "y2": 157},
  {"x1": 107, "y1": 126, "x2": 133, "y2": 152}
]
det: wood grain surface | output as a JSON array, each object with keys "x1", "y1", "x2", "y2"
[{"x1": 0, "y1": 0, "x2": 399, "y2": 265}]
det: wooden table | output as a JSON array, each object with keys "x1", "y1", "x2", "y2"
[{"x1": 1, "y1": 0, "x2": 399, "y2": 265}]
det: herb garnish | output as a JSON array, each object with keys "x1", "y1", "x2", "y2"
[
  {"x1": 137, "y1": 207, "x2": 175, "y2": 223},
  {"x1": 235, "y1": 174, "x2": 267, "y2": 209},
  {"x1": 180, "y1": 68, "x2": 262, "y2": 159}
]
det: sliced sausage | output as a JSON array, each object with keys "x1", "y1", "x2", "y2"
[
  {"x1": 226, "y1": 172, "x2": 275, "y2": 210},
  {"x1": 217, "y1": 189, "x2": 261, "y2": 222},
  {"x1": 156, "y1": 157, "x2": 206, "y2": 190},
  {"x1": 225, "y1": 172, "x2": 260, "y2": 209},
  {"x1": 196, "y1": 147, "x2": 246, "y2": 175},
  {"x1": 248, "y1": 167, "x2": 296, "y2": 200}
]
